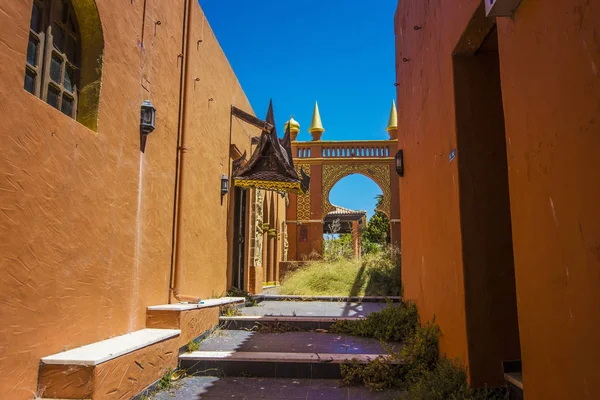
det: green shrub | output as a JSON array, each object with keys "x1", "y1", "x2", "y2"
[
  {"x1": 336, "y1": 304, "x2": 504, "y2": 400},
  {"x1": 363, "y1": 250, "x2": 401, "y2": 297},
  {"x1": 331, "y1": 301, "x2": 418, "y2": 342},
  {"x1": 399, "y1": 320, "x2": 441, "y2": 384},
  {"x1": 406, "y1": 358, "x2": 472, "y2": 400},
  {"x1": 341, "y1": 356, "x2": 400, "y2": 391}
]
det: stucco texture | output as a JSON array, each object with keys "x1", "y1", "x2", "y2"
[
  {"x1": 396, "y1": 0, "x2": 600, "y2": 398},
  {"x1": 0, "y1": 1, "x2": 265, "y2": 398},
  {"x1": 497, "y1": 1, "x2": 600, "y2": 398},
  {"x1": 395, "y1": 0, "x2": 474, "y2": 372}
]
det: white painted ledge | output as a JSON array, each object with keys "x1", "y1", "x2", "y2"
[
  {"x1": 41, "y1": 328, "x2": 180, "y2": 366},
  {"x1": 180, "y1": 351, "x2": 394, "y2": 364},
  {"x1": 147, "y1": 297, "x2": 245, "y2": 311}
]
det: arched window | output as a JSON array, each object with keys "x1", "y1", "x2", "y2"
[{"x1": 25, "y1": 0, "x2": 81, "y2": 119}]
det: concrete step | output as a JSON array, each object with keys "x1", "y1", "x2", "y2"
[
  {"x1": 238, "y1": 299, "x2": 395, "y2": 318},
  {"x1": 146, "y1": 296, "x2": 245, "y2": 349},
  {"x1": 180, "y1": 351, "x2": 391, "y2": 379},
  {"x1": 505, "y1": 372, "x2": 524, "y2": 400},
  {"x1": 254, "y1": 295, "x2": 403, "y2": 303},
  {"x1": 220, "y1": 315, "x2": 363, "y2": 331},
  {"x1": 149, "y1": 376, "x2": 405, "y2": 400},
  {"x1": 178, "y1": 330, "x2": 399, "y2": 379}
]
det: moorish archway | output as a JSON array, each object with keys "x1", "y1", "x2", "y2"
[
  {"x1": 285, "y1": 101, "x2": 401, "y2": 260},
  {"x1": 322, "y1": 165, "x2": 391, "y2": 218}
]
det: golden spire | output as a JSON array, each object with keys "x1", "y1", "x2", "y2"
[
  {"x1": 284, "y1": 117, "x2": 300, "y2": 134},
  {"x1": 308, "y1": 102, "x2": 325, "y2": 135},
  {"x1": 386, "y1": 100, "x2": 398, "y2": 133}
]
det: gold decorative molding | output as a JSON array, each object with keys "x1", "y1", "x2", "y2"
[
  {"x1": 252, "y1": 190, "x2": 265, "y2": 267},
  {"x1": 235, "y1": 179, "x2": 304, "y2": 193},
  {"x1": 282, "y1": 222, "x2": 289, "y2": 261},
  {"x1": 296, "y1": 164, "x2": 311, "y2": 220},
  {"x1": 322, "y1": 164, "x2": 391, "y2": 217}
]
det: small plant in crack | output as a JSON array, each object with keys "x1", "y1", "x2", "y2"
[
  {"x1": 186, "y1": 340, "x2": 200, "y2": 353},
  {"x1": 220, "y1": 303, "x2": 242, "y2": 316}
]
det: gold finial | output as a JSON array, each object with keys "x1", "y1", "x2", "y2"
[
  {"x1": 386, "y1": 100, "x2": 398, "y2": 132},
  {"x1": 284, "y1": 117, "x2": 300, "y2": 134},
  {"x1": 308, "y1": 102, "x2": 325, "y2": 136}
]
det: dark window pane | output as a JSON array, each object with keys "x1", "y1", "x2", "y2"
[
  {"x1": 27, "y1": 36, "x2": 38, "y2": 66},
  {"x1": 30, "y1": 3, "x2": 41, "y2": 32},
  {"x1": 50, "y1": 54, "x2": 62, "y2": 83},
  {"x1": 66, "y1": 35, "x2": 77, "y2": 62},
  {"x1": 61, "y1": 94, "x2": 73, "y2": 116},
  {"x1": 24, "y1": 69, "x2": 35, "y2": 94},
  {"x1": 52, "y1": 24, "x2": 65, "y2": 53},
  {"x1": 64, "y1": 65, "x2": 74, "y2": 92},
  {"x1": 47, "y1": 85, "x2": 60, "y2": 109}
]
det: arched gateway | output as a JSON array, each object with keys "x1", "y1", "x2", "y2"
[{"x1": 286, "y1": 102, "x2": 401, "y2": 260}]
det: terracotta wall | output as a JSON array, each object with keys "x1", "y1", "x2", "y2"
[
  {"x1": 496, "y1": 1, "x2": 600, "y2": 398},
  {"x1": 174, "y1": 2, "x2": 258, "y2": 300},
  {"x1": 396, "y1": 0, "x2": 600, "y2": 397},
  {"x1": 395, "y1": 0, "x2": 475, "y2": 371},
  {"x1": 0, "y1": 1, "x2": 263, "y2": 398}
]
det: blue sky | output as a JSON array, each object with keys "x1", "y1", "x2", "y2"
[{"x1": 200, "y1": 0, "x2": 397, "y2": 218}]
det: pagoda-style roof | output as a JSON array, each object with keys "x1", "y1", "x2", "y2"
[
  {"x1": 323, "y1": 205, "x2": 367, "y2": 234},
  {"x1": 232, "y1": 101, "x2": 309, "y2": 194}
]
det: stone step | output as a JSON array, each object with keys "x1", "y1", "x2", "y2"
[
  {"x1": 505, "y1": 372, "x2": 524, "y2": 400},
  {"x1": 238, "y1": 299, "x2": 394, "y2": 318},
  {"x1": 178, "y1": 330, "x2": 398, "y2": 379},
  {"x1": 220, "y1": 315, "x2": 363, "y2": 331},
  {"x1": 147, "y1": 296, "x2": 245, "y2": 349},
  {"x1": 180, "y1": 351, "x2": 393, "y2": 379},
  {"x1": 254, "y1": 294, "x2": 403, "y2": 303},
  {"x1": 149, "y1": 376, "x2": 405, "y2": 400}
]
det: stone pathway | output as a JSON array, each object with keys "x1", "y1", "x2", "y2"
[
  {"x1": 152, "y1": 376, "x2": 403, "y2": 399},
  {"x1": 193, "y1": 330, "x2": 390, "y2": 355},
  {"x1": 148, "y1": 297, "x2": 403, "y2": 400},
  {"x1": 240, "y1": 301, "x2": 390, "y2": 318}
]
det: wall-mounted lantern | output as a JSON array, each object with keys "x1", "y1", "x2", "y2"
[
  {"x1": 140, "y1": 100, "x2": 156, "y2": 134},
  {"x1": 395, "y1": 149, "x2": 404, "y2": 177},
  {"x1": 221, "y1": 174, "x2": 229, "y2": 196}
]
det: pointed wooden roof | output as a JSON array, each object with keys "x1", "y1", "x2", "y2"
[{"x1": 232, "y1": 100, "x2": 309, "y2": 194}]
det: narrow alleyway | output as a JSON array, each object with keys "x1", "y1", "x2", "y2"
[{"x1": 147, "y1": 297, "x2": 404, "y2": 399}]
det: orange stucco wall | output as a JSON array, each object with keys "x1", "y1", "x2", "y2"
[
  {"x1": 396, "y1": 0, "x2": 600, "y2": 398},
  {"x1": 497, "y1": 1, "x2": 600, "y2": 398},
  {"x1": 395, "y1": 0, "x2": 473, "y2": 371},
  {"x1": 0, "y1": 1, "x2": 271, "y2": 398}
]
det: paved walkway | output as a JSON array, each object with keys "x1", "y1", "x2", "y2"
[
  {"x1": 241, "y1": 301, "x2": 390, "y2": 318},
  {"x1": 152, "y1": 376, "x2": 403, "y2": 399},
  {"x1": 196, "y1": 330, "x2": 391, "y2": 355}
]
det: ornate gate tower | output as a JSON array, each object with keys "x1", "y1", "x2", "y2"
[{"x1": 285, "y1": 102, "x2": 401, "y2": 260}]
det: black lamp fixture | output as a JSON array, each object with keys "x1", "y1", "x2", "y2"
[
  {"x1": 140, "y1": 100, "x2": 156, "y2": 134},
  {"x1": 221, "y1": 174, "x2": 230, "y2": 196},
  {"x1": 395, "y1": 149, "x2": 404, "y2": 177},
  {"x1": 140, "y1": 100, "x2": 156, "y2": 153}
]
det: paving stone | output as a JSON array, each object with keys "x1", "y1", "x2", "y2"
[
  {"x1": 241, "y1": 301, "x2": 392, "y2": 318},
  {"x1": 198, "y1": 332, "x2": 391, "y2": 355},
  {"x1": 150, "y1": 376, "x2": 403, "y2": 400}
]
